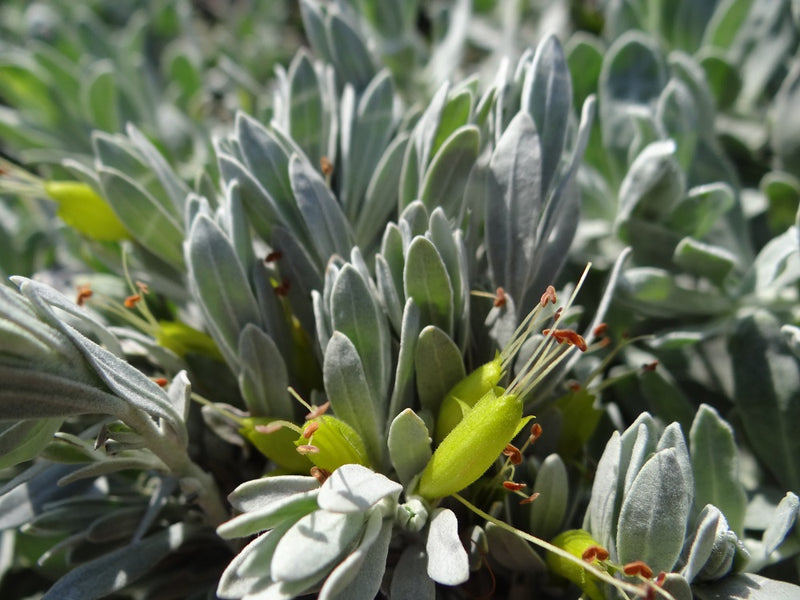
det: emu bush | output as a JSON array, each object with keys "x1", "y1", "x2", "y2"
[{"x1": 1, "y1": 1, "x2": 799, "y2": 599}]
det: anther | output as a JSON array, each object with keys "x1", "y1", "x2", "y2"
[
  {"x1": 124, "y1": 294, "x2": 141, "y2": 308},
  {"x1": 76, "y1": 285, "x2": 93, "y2": 306},
  {"x1": 520, "y1": 492, "x2": 540, "y2": 505},
  {"x1": 540, "y1": 285, "x2": 557, "y2": 306},
  {"x1": 310, "y1": 466, "x2": 330, "y2": 484},
  {"x1": 494, "y1": 287, "x2": 507, "y2": 308},
  {"x1": 255, "y1": 422, "x2": 284, "y2": 435},
  {"x1": 623, "y1": 560, "x2": 653, "y2": 578},
  {"x1": 593, "y1": 323, "x2": 608, "y2": 337},
  {"x1": 502, "y1": 481, "x2": 526, "y2": 492},
  {"x1": 642, "y1": 361, "x2": 658, "y2": 372},
  {"x1": 320, "y1": 156, "x2": 333, "y2": 176},
  {"x1": 502, "y1": 443, "x2": 523, "y2": 465},
  {"x1": 302, "y1": 421, "x2": 320, "y2": 438},
  {"x1": 135, "y1": 281, "x2": 150, "y2": 294},
  {"x1": 265, "y1": 251, "x2": 282, "y2": 262},
  {"x1": 296, "y1": 444, "x2": 320, "y2": 455},
  {"x1": 529, "y1": 423, "x2": 543, "y2": 443},
  {"x1": 153, "y1": 377, "x2": 168, "y2": 387},
  {"x1": 305, "y1": 401, "x2": 331, "y2": 420}
]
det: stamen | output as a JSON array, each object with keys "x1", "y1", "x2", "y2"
[
  {"x1": 296, "y1": 444, "x2": 320, "y2": 455},
  {"x1": 320, "y1": 156, "x2": 333, "y2": 177},
  {"x1": 502, "y1": 444, "x2": 522, "y2": 465},
  {"x1": 255, "y1": 422, "x2": 284, "y2": 435},
  {"x1": 642, "y1": 361, "x2": 658, "y2": 372},
  {"x1": 519, "y1": 492, "x2": 540, "y2": 505},
  {"x1": 593, "y1": 322, "x2": 608, "y2": 337},
  {"x1": 502, "y1": 481, "x2": 526, "y2": 492},
  {"x1": 152, "y1": 377, "x2": 168, "y2": 387},
  {"x1": 623, "y1": 560, "x2": 653, "y2": 578},
  {"x1": 274, "y1": 278, "x2": 291, "y2": 296},
  {"x1": 124, "y1": 294, "x2": 141, "y2": 308},
  {"x1": 529, "y1": 423, "x2": 542, "y2": 443},
  {"x1": 135, "y1": 281, "x2": 150, "y2": 294},
  {"x1": 311, "y1": 466, "x2": 330, "y2": 484},
  {"x1": 76, "y1": 285, "x2": 93, "y2": 306},
  {"x1": 265, "y1": 251, "x2": 282, "y2": 262},
  {"x1": 302, "y1": 421, "x2": 320, "y2": 438},
  {"x1": 540, "y1": 285, "x2": 557, "y2": 306},
  {"x1": 493, "y1": 287, "x2": 507, "y2": 308},
  {"x1": 305, "y1": 401, "x2": 331, "y2": 420}
]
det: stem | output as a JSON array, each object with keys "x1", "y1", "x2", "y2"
[
  {"x1": 121, "y1": 405, "x2": 229, "y2": 527},
  {"x1": 452, "y1": 493, "x2": 677, "y2": 600}
]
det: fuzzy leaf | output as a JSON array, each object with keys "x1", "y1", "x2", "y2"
[
  {"x1": 186, "y1": 214, "x2": 262, "y2": 371},
  {"x1": 271, "y1": 509, "x2": 366, "y2": 583},
  {"x1": 388, "y1": 409, "x2": 432, "y2": 487},
  {"x1": 485, "y1": 521, "x2": 547, "y2": 572},
  {"x1": 690, "y1": 404, "x2": 748, "y2": 535},
  {"x1": 237, "y1": 325, "x2": 293, "y2": 420},
  {"x1": 386, "y1": 299, "x2": 421, "y2": 422},
  {"x1": 41, "y1": 523, "x2": 197, "y2": 600},
  {"x1": 485, "y1": 112, "x2": 542, "y2": 305},
  {"x1": 426, "y1": 508, "x2": 469, "y2": 586},
  {"x1": 730, "y1": 311, "x2": 800, "y2": 492},
  {"x1": 617, "y1": 448, "x2": 692, "y2": 573},
  {"x1": 404, "y1": 236, "x2": 454, "y2": 334},
  {"x1": 228, "y1": 476, "x2": 319, "y2": 513},
  {"x1": 420, "y1": 125, "x2": 479, "y2": 220},
  {"x1": 762, "y1": 492, "x2": 800, "y2": 556},
  {"x1": 217, "y1": 489, "x2": 320, "y2": 539},
  {"x1": 318, "y1": 464, "x2": 402, "y2": 513},
  {"x1": 323, "y1": 332, "x2": 383, "y2": 468},
  {"x1": 390, "y1": 546, "x2": 435, "y2": 600},
  {"x1": 584, "y1": 431, "x2": 621, "y2": 555},
  {"x1": 693, "y1": 573, "x2": 800, "y2": 600},
  {"x1": 0, "y1": 419, "x2": 62, "y2": 470},
  {"x1": 327, "y1": 12, "x2": 376, "y2": 91},
  {"x1": 414, "y1": 325, "x2": 465, "y2": 415},
  {"x1": 529, "y1": 454, "x2": 569, "y2": 540}
]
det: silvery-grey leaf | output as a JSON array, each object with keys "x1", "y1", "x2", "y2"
[
  {"x1": 319, "y1": 510, "x2": 392, "y2": 600},
  {"x1": 682, "y1": 505, "x2": 727, "y2": 583},
  {"x1": 326, "y1": 11, "x2": 376, "y2": 91},
  {"x1": 387, "y1": 299, "x2": 421, "y2": 422},
  {"x1": 228, "y1": 476, "x2": 319, "y2": 513},
  {"x1": 0, "y1": 418, "x2": 62, "y2": 470},
  {"x1": 762, "y1": 492, "x2": 800, "y2": 557},
  {"x1": 419, "y1": 125, "x2": 479, "y2": 221},
  {"x1": 388, "y1": 409, "x2": 432, "y2": 488},
  {"x1": 323, "y1": 332, "x2": 384, "y2": 468},
  {"x1": 217, "y1": 489, "x2": 320, "y2": 539},
  {"x1": 404, "y1": 236, "x2": 454, "y2": 335},
  {"x1": 584, "y1": 430, "x2": 621, "y2": 556},
  {"x1": 485, "y1": 521, "x2": 547, "y2": 573},
  {"x1": 271, "y1": 509, "x2": 366, "y2": 583},
  {"x1": 285, "y1": 50, "x2": 328, "y2": 166},
  {"x1": 41, "y1": 522, "x2": 198, "y2": 600},
  {"x1": 414, "y1": 325, "x2": 465, "y2": 415},
  {"x1": 529, "y1": 453, "x2": 569, "y2": 540},
  {"x1": 693, "y1": 573, "x2": 800, "y2": 600},
  {"x1": 56, "y1": 456, "x2": 162, "y2": 486},
  {"x1": 238, "y1": 325, "x2": 294, "y2": 420},
  {"x1": 390, "y1": 546, "x2": 435, "y2": 600},
  {"x1": 426, "y1": 507, "x2": 469, "y2": 586},
  {"x1": 617, "y1": 447, "x2": 692, "y2": 573},
  {"x1": 690, "y1": 404, "x2": 747, "y2": 535},
  {"x1": 318, "y1": 464, "x2": 402, "y2": 513},
  {"x1": 186, "y1": 213, "x2": 262, "y2": 371}
]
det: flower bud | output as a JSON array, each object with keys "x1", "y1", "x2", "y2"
[
  {"x1": 296, "y1": 415, "x2": 371, "y2": 473},
  {"x1": 239, "y1": 417, "x2": 311, "y2": 472},
  {"x1": 434, "y1": 356, "x2": 504, "y2": 444},
  {"x1": 418, "y1": 388, "x2": 531, "y2": 500},
  {"x1": 547, "y1": 529, "x2": 606, "y2": 600}
]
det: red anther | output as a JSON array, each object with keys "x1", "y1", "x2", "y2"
[
  {"x1": 274, "y1": 278, "x2": 291, "y2": 296},
  {"x1": 567, "y1": 381, "x2": 582, "y2": 392},
  {"x1": 124, "y1": 294, "x2": 141, "y2": 308},
  {"x1": 655, "y1": 572, "x2": 667, "y2": 586},
  {"x1": 529, "y1": 423, "x2": 543, "y2": 443},
  {"x1": 502, "y1": 481, "x2": 526, "y2": 492},
  {"x1": 135, "y1": 281, "x2": 150, "y2": 294},
  {"x1": 255, "y1": 422, "x2": 284, "y2": 435},
  {"x1": 593, "y1": 322, "x2": 608, "y2": 337},
  {"x1": 493, "y1": 287, "x2": 507, "y2": 308},
  {"x1": 310, "y1": 466, "x2": 330, "y2": 484},
  {"x1": 544, "y1": 328, "x2": 588, "y2": 351},
  {"x1": 623, "y1": 560, "x2": 653, "y2": 579},
  {"x1": 599, "y1": 336, "x2": 612, "y2": 347},
  {"x1": 320, "y1": 156, "x2": 334, "y2": 176},
  {"x1": 520, "y1": 492, "x2": 540, "y2": 505},
  {"x1": 540, "y1": 285, "x2": 557, "y2": 307},
  {"x1": 594, "y1": 546, "x2": 609, "y2": 561},
  {"x1": 642, "y1": 361, "x2": 658, "y2": 372},
  {"x1": 502, "y1": 443, "x2": 523, "y2": 465},
  {"x1": 265, "y1": 251, "x2": 283, "y2": 262},
  {"x1": 296, "y1": 444, "x2": 320, "y2": 455},
  {"x1": 75, "y1": 285, "x2": 93, "y2": 306},
  {"x1": 645, "y1": 587, "x2": 656, "y2": 600},
  {"x1": 153, "y1": 377, "x2": 168, "y2": 387},
  {"x1": 302, "y1": 421, "x2": 320, "y2": 438},
  {"x1": 305, "y1": 401, "x2": 331, "y2": 420},
  {"x1": 581, "y1": 547, "x2": 598, "y2": 562}
]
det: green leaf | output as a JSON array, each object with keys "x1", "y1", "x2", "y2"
[
  {"x1": 41, "y1": 523, "x2": 198, "y2": 600},
  {"x1": 0, "y1": 419, "x2": 62, "y2": 470},
  {"x1": 771, "y1": 62, "x2": 800, "y2": 173},
  {"x1": 669, "y1": 182, "x2": 735, "y2": 239},
  {"x1": 522, "y1": 34, "x2": 572, "y2": 199},
  {"x1": 388, "y1": 408, "x2": 432, "y2": 487},
  {"x1": 419, "y1": 125, "x2": 479, "y2": 221},
  {"x1": 404, "y1": 236, "x2": 454, "y2": 334},
  {"x1": 485, "y1": 112, "x2": 542, "y2": 305},
  {"x1": 616, "y1": 448, "x2": 693, "y2": 573},
  {"x1": 690, "y1": 405, "x2": 748, "y2": 535},
  {"x1": 485, "y1": 521, "x2": 547, "y2": 572},
  {"x1": 731, "y1": 311, "x2": 800, "y2": 492},
  {"x1": 186, "y1": 214, "x2": 262, "y2": 371},
  {"x1": 414, "y1": 326, "x2": 465, "y2": 415},
  {"x1": 286, "y1": 50, "x2": 328, "y2": 165},
  {"x1": 327, "y1": 12, "x2": 376, "y2": 90},
  {"x1": 387, "y1": 299, "x2": 421, "y2": 422},
  {"x1": 431, "y1": 89, "x2": 472, "y2": 158},
  {"x1": 238, "y1": 325, "x2": 293, "y2": 420},
  {"x1": 529, "y1": 454, "x2": 569, "y2": 540},
  {"x1": 555, "y1": 387, "x2": 603, "y2": 457},
  {"x1": 330, "y1": 264, "x2": 391, "y2": 417},
  {"x1": 81, "y1": 60, "x2": 119, "y2": 132},
  {"x1": 323, "y1": 332, "x2": 384, "y2": 468}
]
